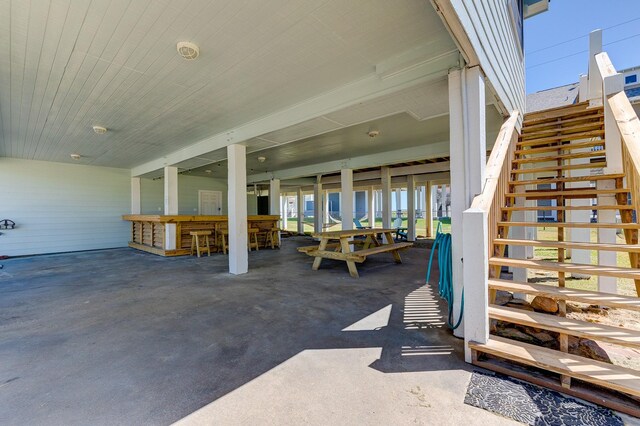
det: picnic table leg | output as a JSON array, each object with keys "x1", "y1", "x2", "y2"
[
  {"x1": 312, "y1": 238, "x2": 329, "y2": 270},
  {"x1": 362, "y1": 235, "x2": 373, "y2": 250},
  {"x1": 340, "y1": 237, "x2": 359, "y2": 278},
  {"x1": 383, "y1": 232, "x2": 403, "y2": 263}
]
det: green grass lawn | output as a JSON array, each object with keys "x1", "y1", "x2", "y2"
[
  {"x1": 530, "y1": 227, "x2": 637, "y2": 297},
  {"x1": 282, "y1": 217, "x2": 451, "y2": 235}
]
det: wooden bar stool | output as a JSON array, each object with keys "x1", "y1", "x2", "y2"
[
  {"x1": 265, "y1": 227, "x2": 280, "y2": 249},
  {"x1": 248, "y1": 227, "x2": 260, "y2": 251},
  {"x1": 190, "y1": 230, "x2": 211, "y2": 257},
  {"x1": 218, "y1": 229, "x2": 229, "y2": 254}
]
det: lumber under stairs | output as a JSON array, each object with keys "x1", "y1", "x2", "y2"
[{"x1": 468, "y1": 101, "x2": 640, "y2": 416}]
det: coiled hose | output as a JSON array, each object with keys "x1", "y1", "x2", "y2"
[{"x1": 426, "y1": 222, "x2": 464, "y2": 330}]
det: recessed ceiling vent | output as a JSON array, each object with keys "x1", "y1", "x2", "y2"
[{"x1": 177, "y1": 41, "x2": 199, "y2": 60}]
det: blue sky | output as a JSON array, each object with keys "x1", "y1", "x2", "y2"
[{"x1": 524, "y1": 0, "x2": 640, "y2": 93}]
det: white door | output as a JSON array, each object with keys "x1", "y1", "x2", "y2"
[{"x1": 199, "y1": 190, "x2": 222, "y2": 215}]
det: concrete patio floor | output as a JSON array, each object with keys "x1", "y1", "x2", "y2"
[{"x1": 0, "y1": 237, "x2": 518, "y2": 425}]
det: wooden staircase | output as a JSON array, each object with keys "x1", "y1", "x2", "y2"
[{"x1": 468, "y1": 101, "x2": 640, "y2": 416}]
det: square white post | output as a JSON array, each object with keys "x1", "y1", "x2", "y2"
[
  {"x1": 450, "y1": 66, "x2": 486, "y2": 341},
  {"x1": 313, "y1": 179, "x2": 323, "y2": 234},
  {"x1": 297, "y1": 188, "x2": 304, "y2": 235},
  {"x1": 163, "y1": 166, "x2": 178, "y2": 250},
  {"x1": 395, "y1": 188, "x2": 402, "y2": 221},
  {"x1": 381, "y1": 167, "x2": 392, "y2": 229},
  {"x1": 603, "y1": 73, "x2": 624, "y2": 174},
  {"x1": 324, "y1": 190, "x2": 330, "y2": 225},
  {"x1": 281, "y1": 194, "x2": 288, "y2": 231},
  {"x1": 407, "y1": 176, "x2": 416, "y2": 241},
  {"x1": 269, "y1": 178, "x2": 281, "y2": 221},
  {"x1": 228, "y1": 144, "x2": 248, "y2": 275},
  {"x1": 588, "y1": 30, "x2": 603, "y2": 104},
  {"x1": 598, "y1": 179, "x2": 618, "y2": 293},
  {"x1": 131, "y1": 177, "x2": 141, "y2": 214},
  {"x1": 425, "y1": 183, "x2": 433, "y2": 238},
  {"x1": 341, "y1": 169, "x2": 354, "y2": 230},
  {"x1": 367, "y1": 187, "x2": 375, "y2": 228}
]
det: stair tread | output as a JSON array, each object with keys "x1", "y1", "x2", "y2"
[
  {"x1": 502, "y1": 205, "x2": 633, "y2": 211},
  {"x1": 498, "y1": 221, "x2": 639, "y2": 229},
  {"x1": 488, "y1": 279, "x2": 640, "y2": 311},
  {"x1": 489, "y1": 257, "x2": 640, "y2": 280},
  {"x1": 524, "y1": 103, "x2": 600, "y2": 124},
  {"x1": 509, "y1": 173, "x2": 625, "y2": 186},
  {"x1": 515, "y1": 140, "x2": 605, "y2": 155},
  {"x1": 493, "y1": 238, "x2": 640, "y2": 253},
  {"x1": 469, "y1": 336, "x2": 640, "y2": 397},
  {"x1": 514, "y1": 151, "x2": 605, "y2": 164},
  {"x1": 506, "y1": 189, "x2": 628, "y2": 198},
  {"x1": 517, "y1": 130, "x2": 604, "y2": 147},
  {"x1": 511, "y1": 162, "x2": 607, "y2": 174},
  {"x1": 489, "y1": 304, "x2": 640, "y2": 347},
  {"x1": 521, "y1": 122, "x2": 604, "y2": 138},
  {"x1": 523, "y1": 114, "x2": 604, "y2": 132}
]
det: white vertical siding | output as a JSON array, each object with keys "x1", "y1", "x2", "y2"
[
  {"x1": 0, "y1": 158, "x2": 130, "y2": 256},
  {"x1": 450, "y1": 0, "x2": 525, "y2": 115}
]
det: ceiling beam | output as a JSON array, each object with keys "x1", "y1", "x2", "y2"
[{"x1": 131, "y1": 51, "x2": 460, "y2": 177}]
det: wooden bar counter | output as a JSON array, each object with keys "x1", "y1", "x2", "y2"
[{"x1": 122, "y1": 215, "x2": 280, "y2": 256}]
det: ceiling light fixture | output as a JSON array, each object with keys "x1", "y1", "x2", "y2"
[
  {"x1": 70, "y1": 153, "x2": 82, "y2": 160},
  {"x1": 92, "y1": 125, "x2": 107, "y2": 134},
  {"x1": 177, "y1": 41, "x2": 200, "y2": 60},
  {"x1": 257, "y1": 156, "x2": 266, "y2": 163},
  {"x1": 205, "y1": 169, "x2": 212, "y2": 174},
  {"x1": 367, "y1": 130, "x2": 380, "y2": 138}
]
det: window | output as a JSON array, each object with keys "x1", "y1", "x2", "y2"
[{"x1": 626, "y1": 74, "x2": 638, "y2": 85}]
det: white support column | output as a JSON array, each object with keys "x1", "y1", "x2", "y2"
[
  {"x1": 450, "y1": 66, "x2": 486, "y2": 344},
  {"x1": 297, "y1": 188, "x2": 304, "y2": 235},
  {"x1": 131, "y1": 177, "x2": 141, "y2": 214},
  {"x1": 341, "y1": 169, "x2": 354, "y2": 230},
  {"x1": 567, "y1": 153, "x2": 594, "y2": 276},
  {"x1": 597, "y1": 179, "x2": 618, "y2": 293},
  {"x1": 163, "y1": 166, "x2": 178, "y2": 250},
  {"x1": 425, "y1": 182, "x2": 433, "y2": 238},
  {"x1": 281, "y1": 194, "x2": 288, "y2": 231},
  {"x1": 269, "y1": 179, "x2": 281, "y2": 225},
  {"x1": 313, "y1": 179, "x2": 323, "y2": 234},
  {"x1": 227, "y1": 144, "x2": 248, "y2": 275},
  {"x1": 367, "y1": 187, "x2": 375, "y2": 228},
  {"x1": 324, "y1": 190, "x2": 330, "y2": 225},
  {"x1": 588, "y1": 30, "x2": 603, "y2": 104},
  {"x1": 603, "y1": 72, "x2": 624, "y2": 174},
  {"x1": 407, "y1": 176, "x2": 416, "y2": 241},
  {"x1": 395, "y1": 187, "x2": 402, "y2": 221},
  {"x1": 381, "y1": 167, "x2": 392, "y2": 229},
  {"x1": 579, "y1": 74, "x2": 589, "y2": 102}
]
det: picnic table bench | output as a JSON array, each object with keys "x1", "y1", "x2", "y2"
[{"x1": 298, "y1": 228, "x2": 413, "y2": 278}]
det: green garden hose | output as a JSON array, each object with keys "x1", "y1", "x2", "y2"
[{"x1": 426, "y1": 222, "x2": 464, "y2": 330}]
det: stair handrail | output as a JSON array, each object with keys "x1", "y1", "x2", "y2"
[
  {"x1": 595, "y1": 51, "x2": 640, "y2": 218},
  {"x1": 461, "y1": 110, "x2": 519, "y2": 361}
]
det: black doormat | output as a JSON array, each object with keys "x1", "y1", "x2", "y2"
[{"x1": 464, "y1": 370, "x2": 624, "y2": 425}]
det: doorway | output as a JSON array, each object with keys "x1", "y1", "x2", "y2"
[{"x1": 199, "y1": 190, "x2": 222, "y2": 215}]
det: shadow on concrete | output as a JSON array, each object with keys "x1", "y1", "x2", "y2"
[{"x1": 0, "y1": 237, "x2": 465, "y2": 425}]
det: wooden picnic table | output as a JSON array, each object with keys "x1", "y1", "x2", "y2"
[{"x1": 298, "y1": 228, "x2": 413, "y2": 278}]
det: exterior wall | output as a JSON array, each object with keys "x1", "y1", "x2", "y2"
[
  {"x1": 139, "y1": 175, "x2": 259, "y2": 215},
  {"x1": 450, "y1": 0, "x2": 525, "y2": 116},
  {"x1": 0, "y1": 158, "x2": 130, "y2": 256}
]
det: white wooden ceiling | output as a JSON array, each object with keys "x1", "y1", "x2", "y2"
[{"x1": 0, "y1": 0, "x2": 457, "y2": 168}]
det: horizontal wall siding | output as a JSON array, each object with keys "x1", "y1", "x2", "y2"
[
  {"x1": 140, "y1": 175, "x2": 229, "y2": 215},
  {"x1": 0, "y1": 158, "x2": 130, "y2": 256},
  {"x1": 452, "y1": 0, "x2": 525, "y2": 116}
]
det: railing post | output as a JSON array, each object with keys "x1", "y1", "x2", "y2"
[
  {"x1": 463, "y1": 207, "x2": 489, "y2": 363},
  {"x1": 603, "y1": 73, "x2": 624, "y2": 174},
  {"x1": 588, "y1": 30, "x2": 603, "y2": 105}
]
